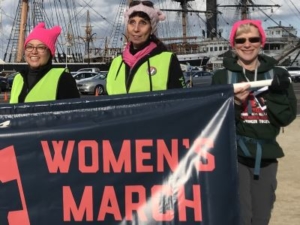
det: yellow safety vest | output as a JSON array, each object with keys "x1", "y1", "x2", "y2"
[
  {"x1": 106, "y1": 52, "x2": 172, "y2": 95},
  {"x1": 10, "y1": 68, "x2": 65, "y2": 103}
]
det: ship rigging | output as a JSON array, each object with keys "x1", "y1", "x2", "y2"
[{"x1": 1, "y1": 0, "x2": 300, "y2": 72}]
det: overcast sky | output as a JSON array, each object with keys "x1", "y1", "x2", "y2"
[{"x1": 0, "y1": 0, "x2": 299, "y2": 59}]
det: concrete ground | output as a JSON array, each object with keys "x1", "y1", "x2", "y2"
[{"x1": 270, "y1": 116, "x2": 300, "y2": 225}]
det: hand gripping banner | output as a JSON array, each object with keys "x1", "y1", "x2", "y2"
[{"x1": 0, "y1": 85, "x2": 238, "y2": 225}]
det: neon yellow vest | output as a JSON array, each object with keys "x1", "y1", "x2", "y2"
[
  {"x1": 106, "y1": 52, "x2": 172, "y2": 95},
  {"x1": 10, "y1": 68, "x2": 65, "y2": 103}
]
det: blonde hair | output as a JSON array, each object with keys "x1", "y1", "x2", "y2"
[{"x1": 235, "y1": 23, "x2": 260, "y2": 38}]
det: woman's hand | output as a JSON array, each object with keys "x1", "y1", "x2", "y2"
[{"x1": 233, "y1": 83, "x2": 250, "y2": 105}]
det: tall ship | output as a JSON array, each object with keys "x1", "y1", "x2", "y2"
[
  {"x1": 0, "y1": 0, "x2": 300, "y2": 72},
  {"x1": 1, "y1": 0, "x2": 113, "y2": 72},
  {"x1": 1, "y1": 0, "x2": 231, "y2": 71},
  {"x1": 208, "y1": 1, "x2": 300, "y2": 70}
]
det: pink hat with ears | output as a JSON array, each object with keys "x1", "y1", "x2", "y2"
[
  {"x1": 229, "y1": 19, "x2": 266, "y2": 47},
  {"x1": 124, "y1": 4, "x2": 166, "y2": 35},
  {"x1": 24, "y1": 22, "x2": 61, "y2": 56}
]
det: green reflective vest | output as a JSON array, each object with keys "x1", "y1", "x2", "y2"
[
  {"x1": 106, "y1": 52, "x2": 172, "y2": 95},
  {"x1": 10, "y1": 68, "x2": 65, "y2": 103}
]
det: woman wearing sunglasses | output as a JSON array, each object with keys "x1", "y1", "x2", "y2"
[
  {"x1": 212, "y1": 20, "x2": 297, "y2": 225},
  {"x1": 106, "y1": 0, "x2": 186, "y2": 95},
  {"x1": 10, "y1": 22, "x2": 80, "y2": 104}
]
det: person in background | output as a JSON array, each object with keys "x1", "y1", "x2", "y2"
[
  {"x1": 106, "y1": 0, "x2": 186, "y2": 95},
  {"x1": 211, "y1": 19, "x2": 297, "y2": 225},
  {"x1": 10, "y1": 22, "x2": 80, "y2": 103}
]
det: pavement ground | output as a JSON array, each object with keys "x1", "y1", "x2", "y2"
[{"x1": 270, "y1": 116, "x2": 300, "y2": 225}]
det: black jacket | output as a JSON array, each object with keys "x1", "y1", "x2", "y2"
[{"x1": 16, "y1": 61, "x2": 80, "y2": 103}]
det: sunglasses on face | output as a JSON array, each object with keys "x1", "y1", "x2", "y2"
[
  {"x1": 129, "y1": 1, "x2": 154, "y2": 8},
  {"x1": 235, "y1": 37, "x2": 261, "y2": 44}
]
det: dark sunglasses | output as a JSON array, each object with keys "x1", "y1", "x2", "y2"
[
  {"x1": 235, "y1": 37, "x2": 261, "y2": 44},
  {"x1": 129, "y1": 1, "x2": 154, "y2": 8}
]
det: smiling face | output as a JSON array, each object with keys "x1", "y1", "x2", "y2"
[
  {"x1": 24, "y1": 40, "x2": 51, "y2": 69},
  {"x1": 234, "y1": 25, "x2": 262, "y2": 67},
  {"x1": 127, "y1": 14, "x2": 152, "y2": 49}
]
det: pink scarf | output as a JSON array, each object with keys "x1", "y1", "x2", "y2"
[{"x1": 122, "y1": 42, "x2": 157, "y2": 68}]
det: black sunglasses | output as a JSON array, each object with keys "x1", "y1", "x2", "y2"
[
  {"x1": 129, "y1": 1, "x2": 154, "y2": 8},
  {"x1": 235, "y1": 37, "x2": 261, "y2": 44}
]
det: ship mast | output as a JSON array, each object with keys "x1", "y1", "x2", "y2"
[
  {"x1": 160, "y1": 0, "x2": 208, "y2": 43},
  {"x1": 5, "y1": 0, "x2": 86, "y2": 64},
  {"x1": 16, "y1": 0, "x2": 29, "y2": 62},
  {"x1": 177, "y1": 0, "x2": 189, "y2": 42},
  {"x1": 79, "y1": 10, "x2": 96, "y2": 64},
  {"x1": 206, "y1": 0, "x2": 217, "y2": 39},
  {"x1": 218, "y1": 0, "x2": 280, "y2": 20}
]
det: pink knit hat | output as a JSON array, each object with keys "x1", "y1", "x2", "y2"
[
  {"x1": 24, "y1": 22, "x2": 61, "y2": 56},
  {"x1": 124, "y1": 3, "x2": 166, "y2": 35},
  {"x1": 229, "y1": 19, "x2": 266, "y2": 47}
]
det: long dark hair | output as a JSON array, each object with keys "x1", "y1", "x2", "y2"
[{"x1": 129, "y1": 11, "x2": 150, "y2": 22}]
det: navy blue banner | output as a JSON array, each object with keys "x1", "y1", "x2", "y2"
[{"x1": 0, "y1": 86, "x2": 238, "y2": 225}]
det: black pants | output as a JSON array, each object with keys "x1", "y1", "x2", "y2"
[{"x1": 238, "y1": 162, "x2": 278, "y2": 225}]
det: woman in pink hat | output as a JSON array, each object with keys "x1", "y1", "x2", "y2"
[
  {"x1": 211, "y1": 20, "x2": 297, "y2": 225},
  {"x1": 106, "y1": 0, "x2": 186, "y2": 95},
  {"x1": 10, "y1": 22, "x2": 80, "y2": 103}
]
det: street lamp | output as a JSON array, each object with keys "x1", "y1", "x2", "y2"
[
  {"x1": 78, "y1": 36, "x2": 86, "y2": 63},
  {"x1": 78, "y1": 32, "x2": 96, "y2": 65},
  {"x1": 64, "y1": 23, "x2": 74, "y2": 68},
  {"x1": 87, "y1": 33, "x2": 96, "y2": 65},
  {"x1": 65, "y1": 41, "x2": 71, "y2": 68}
]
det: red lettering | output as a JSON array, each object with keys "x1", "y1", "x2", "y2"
[
  {"x1": 63, "y1": 186, "x2": 93, "y2": 221},
  {"x1": 78, "y1": 141, "x2": 99, "y2": 173},
  {"x1": 42, "y1": 138, "x2": 215, "y2": 174},
  {"x1": 98, "y1": 186, "x2": 122, "y2": 220},
  {"x1": 136, "y1": 140, "x2": 153, "y2": 172},
  {"x1": 182, "y1": 138, "x2": 190, "y2": 149},
  {"x1": 178, "y1": 185, "x2": 202, "y2": 221},
  {"x1": 62, "y1": 184, "x2": 203, "y2": 222},
  {"x1": 125, "y1": 186, "x2": 147, "y2": 221},
  {"x1": 157, "y1": 139, "x2": 179, "y2": 172},
  {"x1": 193, "y1": 138, "x2": 215, "y2": 171},
  {"x1": 151, "y1": 185, "x2": 174, "y2": 221},
  {"x1": 102, "y1": 140, "x2": 131, "y2": 173},
  {"x1": 42, "y1": 141, "x2": 75, "y2": 173}
]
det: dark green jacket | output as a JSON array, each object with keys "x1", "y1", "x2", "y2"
[{"x1": 212, "y1": 55, "x2": 297, "y2": 159}]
